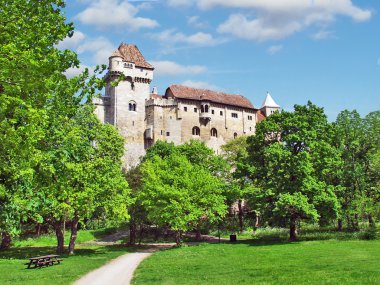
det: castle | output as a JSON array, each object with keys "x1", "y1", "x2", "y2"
[{"x1": 94, "y1": 43, "x2": 280, "y2": 168}]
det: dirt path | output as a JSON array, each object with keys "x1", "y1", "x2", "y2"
[
  {"x1": 73, "y1": 250, "x2": 152, "y2": 285},
  {"x1": 74, "y1": 232, "x2": 228, "y2": 285}
]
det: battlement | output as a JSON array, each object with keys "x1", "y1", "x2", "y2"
[{"x1": 146, "y1": 97, "x2": 178, "y2": 107}]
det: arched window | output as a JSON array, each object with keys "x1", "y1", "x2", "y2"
[
  {"x1": 234, "y1": 132, "x2": 238, "y2": 139},
  {"x1": 201, "y1": 105, "x2": 204, "y2": 113},
  {"x1": 129, "y1": 101, "x2": 136, "y2": 111},
  {"x1": 211, "y1": 128, "x2": 218, "y2": 137},
  {"x1": 205, "y1": 105, "x2": 209, "y2": 113},
  {"x1": 192, "y1": 126, "x2": 200, "y2": 136}
]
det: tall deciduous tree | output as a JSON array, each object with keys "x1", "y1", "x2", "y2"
[
  {"x1": 139, "y1": 142, "x2": 227, "y2": 245},
  {"x1": 0, "y1": 0, "x2": 78, "y2": 249},
  {"x1": 36, "y1": 105, "x2": 131, "y2": 254},
  {"x1": 221, "y1": 136, "x2": 254, "y2": 232},
  {"x1": 0, "y1": 0, "x2": 131, "y2": 252},
  {"x1": 247, "y1": 102, "x2": 339, "y2": 240}
]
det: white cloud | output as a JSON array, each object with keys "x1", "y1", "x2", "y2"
[
  {"x1": 218, "y1": 14, "x2": 302, "y2": 41},
  {"x1": 184, "y1": 0, "x2": 372, "y2": 41},
  {"x1": 64, "y1": 64, "x2": 92, "y2": 78},
  {"x1": 196, "y1": 0, "x2": 371, "y2": 21},
  {"x1": 151, "y1": 29, "x2": 225, "y2": 46},
  {"x1": 267, "y1": 45, "x2": 283, "y2": 55},
  {"x1": 56, "y1": 31, "x2": 86, "y2": 50},
  {"x1": 187, "y1": 16, "x2": 208, "y2": 29},
  {"x1": 76, "y1": 0, "x2": 158, "y2": 30},
  {"x1": 76, "y1": 37, "x2": 115, "y2": 65},
  {"x1": 167, "y1": 0, "x2": 193, "y2": 7},
  {"x1": 181, "y1": 80, "x2": 222, "y2": 91},
  {"x1": 312, "y1": 30, "x2": 335, "y2": 40},
  {"x1": 150, "y1": 61, "x2": 207, "y2": 76},
  {"x1": 58, "y1": 31, "x2": 115, "y2": 65}
]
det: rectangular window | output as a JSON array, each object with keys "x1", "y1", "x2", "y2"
[
  {"x1": 248, "y1": 115, "x2": 253, "y2": 120},
  {"x1": 220, "y1": 111, "x2": 223, "y2": 116},
  {"x1": 232, "y1": 113, "x2": 238, "y2": 118},
  {"x1": 161, "y1": 130, "x2": 163, "y2": 135},
  {"x1": 166, "y1": 132, "x2": 170, "y2": 136},
  {"x1": 184, "y1": 107, "x2": 187, "y2": 112},
  {"x1": 194, "y1": 108, "x2": 198, "y2": 113},
  {"x1": 212, "y1": 110, "x2": 215, "y2": 115}
]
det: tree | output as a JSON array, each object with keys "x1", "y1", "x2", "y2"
[
  {"x1": 362, "y1": 111, "x2": 380, "y2": 227},
  {"x1": 0, "y1": 0, "x2": 130, "y2": 253},
  {"x1": 221, "y1": 136, "x2": 254, "y2": 232},
  {"x1": 139, "y1": 151, "x2": 227, "y2": 245},
  {"x1": 0, "y1": 0, "x2": 79, "y2": 249},
  {"x1": 247, "y1": 102, "x2": 339, "y2": 240},
  {"x1": 332, "y1": 110, "x2": 380, "y2": 230},
  {"x1": 35, "y1": 105, "x2": 131, "y2": 254}
]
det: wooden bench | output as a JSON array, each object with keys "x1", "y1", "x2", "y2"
[{"x1": 25, "y1": 255, "x2": 63, "y2": 269}]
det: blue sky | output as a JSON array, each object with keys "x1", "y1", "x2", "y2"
[{"x1": 59, "y1": 0, "x2": 380, "y2": 120}]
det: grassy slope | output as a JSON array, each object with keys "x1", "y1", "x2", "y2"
[
  {"x1": 0, "y1": 229, "x2": 130, "y2": 285},
  {"x1": 133, "y1": 240, "x2": 380, "y2": 285},
  {"x1": 0, "y1": 246, "x2": 132, "y2": 285}
]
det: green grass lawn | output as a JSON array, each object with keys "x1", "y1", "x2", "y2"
[
  {"x1": 133, "y1": 240, "x2": 380, "y2": 285},
  {"x1": 0, "y1": 245, "x2": 133, "y2": 285}
]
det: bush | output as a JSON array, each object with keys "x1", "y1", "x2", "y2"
[{"x1": 359, "y1": 228, "x2": 378, "y2": 240}]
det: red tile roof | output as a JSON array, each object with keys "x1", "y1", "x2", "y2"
[
  {"x1": 257, "y1": 109, "x2": 266, "y2": 122},
  {"x1": 165, "y1": 85, "x2": 255, "y2": 109},
  {"x1": 110, "y1": 43, "x2": 153, "y2": 69}
]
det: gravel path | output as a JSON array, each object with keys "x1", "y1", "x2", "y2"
[
  {"x1": 74, "y1": 233, "x2": 227, "y2": 285},
  {"x1": 73, "y1": 250, "x2": 152, "y2": 285}
]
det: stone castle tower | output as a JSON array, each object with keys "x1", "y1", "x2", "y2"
[
  {"x1": 95, "y1": 44, "x2": 154, "y2": 166},
  {"x1": 95, "y1": 43, "x2": 280, "y2": 169}
]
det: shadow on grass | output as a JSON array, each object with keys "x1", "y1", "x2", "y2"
[{"x1": 0, "y1": 244, "x2": 144, "y2": 261}]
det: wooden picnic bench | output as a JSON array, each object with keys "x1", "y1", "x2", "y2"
[{"x1": 25, "y1": 255, "x2": 63, "y2": 269}]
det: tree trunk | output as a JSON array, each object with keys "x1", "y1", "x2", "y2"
[
  {"x1": 238, "y1": 199, "x2": 244, "y2": 232},
  {"x1": 289, "y1": 217, "x2": 298, "y2": 241},
  {"x1": 368, "y1": 213, "x2": 376, "y2": 228},
  {"x1": 36, "y1": 224, "x2": 41, "y2": 236},
  {"x1": 353, "y1": 213, "x2": 360, "y2": 231},
  {"x1": 0, "y1": 232, "x2": 12, "y2": 250},
  {"x1": 129, "y1": 222, "x2": 137, "y2": 245},
  {"x1": 68, "y1": 215, "x2": 79, "y2": 255},
  {"x1": 195, "y1": 226, "x2": 202, "y2": 241},
  {"x1": 138, "y1": 225, "x2": 144, "y2": 245},
  {"x1": 337, "y1": 219, "x2": 343, "y2": 232},
  {"x1": 53, "y1": 220, "x2": 65, "y2": 254},
  {"x1": 175, "y1": 231, "x2": 182, "y2": 246}
]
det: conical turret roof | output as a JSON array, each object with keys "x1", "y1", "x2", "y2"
[
  {"x1": 261, "y1": 92, "x2": 280, "y2": 108},
  {"x1": 110, "y1": 43, "x2": 154, "y2": 69}
]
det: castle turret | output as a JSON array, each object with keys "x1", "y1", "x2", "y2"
[
  {"x1": 260, "y1": 92, "x2": 280, "y2": 117},
  {"x1": 104, "y1": 43, "x2": 154, "y2": 168}
]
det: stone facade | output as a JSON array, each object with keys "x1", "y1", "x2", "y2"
[{"x1": 94, "y1": 43, "x2": 280, "y2": 169}]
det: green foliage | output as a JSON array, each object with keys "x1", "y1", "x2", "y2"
[
  {"x1": 333, "y1": 110, "x2": 380, "y2": 229},
  {"x1": 0, "y1": 0, "x2": 130, "y2": 252},
  {"x1": 140, "y1": 153, "x2": 226, "y2": 232},
  {"x1": 138, "y1": 141, "x2": 228, "y2": 244},
  {"x1": 247, "y1": 102, "x2": 339, "y2": 239}
]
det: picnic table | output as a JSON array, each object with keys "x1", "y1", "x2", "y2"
[{"x1": 25, "y1": 255, "x2": 63, "y2": 269}]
